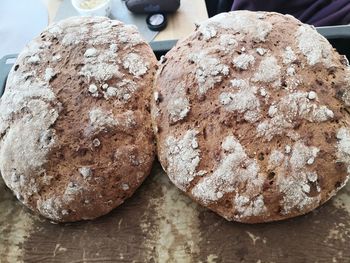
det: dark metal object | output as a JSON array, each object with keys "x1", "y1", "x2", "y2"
[
  {"x1": 146, "y1": 13, "x2": 167, "y2": 31},
  {"x1": 317, "y1": 25, "x2": 350, "y2": 60},
  {"x1": 125, "y1": 0, "x2": 180, "y2": 14},
  {"x1": 316, "y1": 25, "x2": 350, "y2": 39},
  {"x1": 150, "y1": 40, "x2": 177, "y2": 59}
]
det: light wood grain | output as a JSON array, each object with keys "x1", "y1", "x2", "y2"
[
  {"x1": 155, "y1": 0, "x2": 209, "y2": 41},
  {"x1": 41, "y1": 0, "x2": 208, "y2": 41}
]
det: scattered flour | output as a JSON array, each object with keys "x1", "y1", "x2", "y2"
[
  {"x1": 80, "y1": 62, "x2": 122, "y2": 82},
  {"x1": 287, "y1": 66, "x2": 296, "y2": 76},
  {"x1": 233, "y1": 54, "x2": 255, "y2": 70},
  {"x1": 219, "y1": 79, "x2": 260, "y2": 123},
  {"x1": 28, "y1": 55, "x2": 40, "y2": 64},
  {"x1": 271, "y1": 141, "x2": 321, "y2": 214},
  {"x1": 282, "y1": 46, "x2": 297, "y2": 65},
  {"x1": 257, "y1": 92, "x2": 334, "y2": 141},
  {"x1": 336, "y1": 127, "x2": 350, "y2": 174},
  {"x1": 252, "y1": 56, "x2": 281, "y2": 83},
  {"x1": 198, "y1": 11, "x2": 272, "y2": 42},
  {"x1": 165, "y1": 130, "x2": 202, "y2": 191},
  {"x1": 268, "y1": 150, "x2": 285, "y2": 168},
  {"x1": 0, "y1": 83, "x2": 58, "y2": 203},
  {"x1": 123, "y1": 53, "x2": 149, "y2": 77},
  {"x1": 88, "y1": 107, "x2": 136, "y2": 134},
  {"x1": 235, "y1": 194, "x2": 266, "y2": 218},
  {"x1": 115, "y1": 25, "x2": 145, "y2": 47},
  {"x1": 44, "y1": 68, "x2": 56, "y2": 82},
  {"x1": 141, "y1": 173, "x2": 201, "y2": 263},
  {"x1": 103, "y1": 79, "x2": 139, "y2": 102},
  {"x1": 191, "y1": 135, "x2": 266, "y2": 220},
  {"x1": 189, "y1": 51, "x2": 229, "y2": 95},
  {"x1": 199, "y1": 25, "x2": 217, "y2": 40},
  {"x1": 167, "y1": 83, "x2": 190, "y2": 124},
  {"x1": 259, "y1": 88, "x2": 267, "y2": 97},
  {"x1": 89, "y1": 108, "x2": 117, "y2": 129},
  {"x1": 296, "y1": 24, "x2": 335, "y2": 67},
  {"x1": 37, "y1": 182, "x2": 82, "y2": 220},
  {"x1": 219, "y1": 34, "x2": 238, "y2": 52}
]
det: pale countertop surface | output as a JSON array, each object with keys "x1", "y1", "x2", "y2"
[{"x1": 41, "y1": 0, "x2": 209, "y2": 41}]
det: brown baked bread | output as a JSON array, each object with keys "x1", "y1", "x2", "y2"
[
  {"x1": 152, "y1": 11, "x2": 350, "y2": 223},
  {"x1": 0, "y1": 16, "x2": 157, "y2": 222}
]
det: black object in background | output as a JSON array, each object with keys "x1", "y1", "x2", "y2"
[
  {"x1": 146, "y1": 13, "x2": 167, "y2": 31},
  {"x1": 125, "y1": 0, "x2": 180, "y2": 14},
  {"x1": 217, "y1": 0, "x2": 233, "y2": 14},
  {"x1": 205, "y1": 0, "x2": 218, "y2": 17},
  {"x1": 205, "y1": 0, "x2": 232, "y2": 17}
]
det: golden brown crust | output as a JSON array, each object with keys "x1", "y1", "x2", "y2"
[
  {"x1": 0, "y1": 16, "x2": 157, "y2": 222},
  {"x1": 152, "y1": 11, "x2": 350, "y2": 223}
]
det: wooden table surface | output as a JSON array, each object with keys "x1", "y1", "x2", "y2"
[
  {"x1": 1, "y1": 161, "x2": 350, "y2": 262},
  {"x1": 41, "y1": 0, "x2": 209, "y2": 42}
]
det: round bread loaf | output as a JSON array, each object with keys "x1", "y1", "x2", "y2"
[
  {"x1": 152, "y1": 11, "x2": 350, "y2": 223},
  {"x1": 0, "y1": 16, "x2": 156, "y2": 222}
]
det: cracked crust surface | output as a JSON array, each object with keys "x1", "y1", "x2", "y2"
[
  {"x1": 0, "y1": 16, "x2": 157, "y2": 222},
  {"x1": 152, "y1": 11, "x2": 350, "y2": 223}
]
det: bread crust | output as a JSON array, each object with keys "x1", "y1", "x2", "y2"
[
  {"x1": 152, "y1": 11, "x2": 350, "y2": 223},
  {"x1": 0, "y1": 16, "x2": 157, "y2": 222}
]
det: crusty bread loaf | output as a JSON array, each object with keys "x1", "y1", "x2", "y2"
[
  {"x1": 152, "y1": 11, "x2": 350, "y2": 223},
  {"x1": 0, "y1": 16, "x2": 157, "y2": 222}
]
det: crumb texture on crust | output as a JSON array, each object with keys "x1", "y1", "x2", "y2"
[
  {"x1": 198, "y1": 11, "x2": 273, "y2": 42},
  {"x1": 188, "y1": 51, "x2": 229, "y2": 95},
  {"x1": 257, "y1": 92, "x2": 334, "y2": 141},
  {"x1": 219, "y1": 79, "x2": 260, "y2": 123},
  {"x1": 165, "y1": 130, "x2": 202, "y2": 191},
  {"x1": 296, "y1": 24, "x2": 335, "y2": 67},
  {"x1": 166, "y1": 83, "x2": 190, "y2": 124},
  {"x1": 0, "y1": 16, "x2": 157, "y2": 222},
  {"x1": 336, "y1": 128, "x2": 350, "y2": 174},
  {"x1": 272, "y1": 141, "x2": 321, "y2": 215},
  {"x1": 252, "y1": 56, "x2": 281, "y2": 83},
  {"x1": 191, "y1": 135, "x2": 266, "y2": 221},
  {"x1": 153, "y1": 11, "x2": 350, "y2": 223}
]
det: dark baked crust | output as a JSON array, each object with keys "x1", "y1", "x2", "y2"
[
  {"x1": 0, "y1": 16, "x2": 157, "y2": 222},
  {"x1": 152, "y1": 11, "x2": 350, "y2": 223}
]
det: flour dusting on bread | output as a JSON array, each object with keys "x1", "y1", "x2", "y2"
[
  {"x1": 0, "y1": 16, "x2": 157, "y2": 222},
  {"x1": 153, "y1": 11, "x2": 350, "y2": 223},
  {"x1": 165, "y1": 130, "x2": 202, "y2": 191}
]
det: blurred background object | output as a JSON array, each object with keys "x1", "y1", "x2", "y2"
[
  {"x1": 71, "y1": 0, "x2": 112, "y2": 17},
  {"x1": 206, "y1": 0, "x2": 350, "y2": 26},
  {"x1": 53, "y1": 0, "x2": 207, "y2": 42},
  {"x1": 0, "y1": 0, "x2": 48, "y2": 58},
  {"x1": 204, "y1": 0, "x2": 350, "y2": 60},
  {"x1": 125, "y1": 0, "x2": 180, "y2": 14}
]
